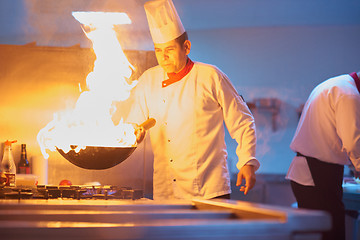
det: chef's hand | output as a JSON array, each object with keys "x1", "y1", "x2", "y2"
[
  {"x1": 353, "y1": 171, "x2": 360, "y2": 179},
  {"x1": 236, "y1": 165, "x2": 256, "y2": 195},
  {"x1": 348, "y1": 163, "x2": 360, "y2": 179},
  {"x1": 134, "y1": 125, "x2": 146, "y2": 144}
]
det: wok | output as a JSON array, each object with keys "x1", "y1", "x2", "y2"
[{"x1": 56, "y1": 118, "x2": 156, "y2": 170}]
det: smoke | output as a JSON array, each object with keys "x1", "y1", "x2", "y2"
[
  {"x1": 238, "y1": 86, "x2": 304, "y2": 160},
  {"x1": 21, "y1": 0, "x2": 152, "y2": 49}
]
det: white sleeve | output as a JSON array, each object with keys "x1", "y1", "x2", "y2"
[
  {"x1": 335, "y1": 93, "x2": 360, "y2": 171},
  {"x1": 125, "y1": 75, "x2": 149, "y2": 126},
  {"x1": 215, "y1": 72, "x2": 259, "y2": 171}
]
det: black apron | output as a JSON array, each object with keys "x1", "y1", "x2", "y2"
[{"x1": 295, "y1": 152, "x2": 345, "y2": 240}]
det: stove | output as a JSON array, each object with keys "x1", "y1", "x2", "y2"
[{"x1": 0, "y1": 185, "x2": 143, "y2": 200}]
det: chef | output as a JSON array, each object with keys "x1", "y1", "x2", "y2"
[
  {"x1": 286, "y1": 71, "x2": 360, "y2": 240},
  {"x1": 128, "y1": 0, "x2": 259, "y2": 200}
]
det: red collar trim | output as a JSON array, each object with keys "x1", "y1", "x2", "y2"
[
  {"x1": 162, "y1": 58, "x2": 194, "y2": 88},
  {"x1": 349, "y1": 72, "x2": 360, "y2": 94}
]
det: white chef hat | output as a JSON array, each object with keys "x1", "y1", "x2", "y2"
[{"x1": 144, "y1": 0, "x2": 185, "y2": 44}]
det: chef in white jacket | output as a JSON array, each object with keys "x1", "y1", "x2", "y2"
[
  {"x1": 286, "y1": 71, "x2": 360, "y2": 240},
  {"x1": 129, "y1": 0, "x2": 259, "y2": 200}
]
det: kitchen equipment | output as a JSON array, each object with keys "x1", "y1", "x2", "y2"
[
  {"x1": 56, "y1": 118, "x2": 156, "y2": 170},
  {"x1": 1, "y1": 140, "x2": 17, "y2": 187},
  {"x1": 0, "y1": 198, "x2": 331, "y2": 240},
  {"x1": 57, "y1": 146, "x2": 137, "y2": 170},
  {"x1": 0, "y1": 184, "x2": 143, "y2": 200},
  {"x1": 15, "y1": 174, "x2": 38, "y2": 187}
]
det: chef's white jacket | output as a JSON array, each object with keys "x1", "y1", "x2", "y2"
[
  {"x1": 286, "y1": 74, "x2": 360, "y2": 186},
  {"x1": 127, "y1": 62, "x2": 258, "y2": 199}
]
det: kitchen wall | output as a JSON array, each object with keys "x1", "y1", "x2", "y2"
[
  {"x1": 186, "y1": 24, "x2": 360, "y2": 174},
  {"x1": 0, "y1": 0, "x2": 360, "y2": 199}
]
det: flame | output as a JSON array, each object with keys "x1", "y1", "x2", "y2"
[{"x1": 37, "y1": 12, "x2": 137, "y2": 159}]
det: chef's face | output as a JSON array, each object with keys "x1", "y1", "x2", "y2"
[{"x1": 154, "y1": 39, "x2": 191, "y2": 73}]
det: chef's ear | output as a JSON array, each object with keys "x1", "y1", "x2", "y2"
[{"x1": 184, "y1": 40, "x2": 191, "y2": 55}]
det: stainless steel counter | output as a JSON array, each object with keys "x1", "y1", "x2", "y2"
[
  {"x1": 0, "y1": 198, "x2": 330, "y2": 240},
  {"x1": 343, "y1": 183, "x2": 360, "y2": 211}
]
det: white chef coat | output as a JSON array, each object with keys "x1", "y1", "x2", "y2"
[
  {"x1": 127, "y1": 61, "x2": 258, "y2": 199},
  {"x1": 286, "y1": 73, "x2": 360, "y2": 186}
]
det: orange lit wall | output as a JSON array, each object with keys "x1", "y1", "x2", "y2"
[{"x1": 0, "y1": 43, "x2": 157, "y2": 195}]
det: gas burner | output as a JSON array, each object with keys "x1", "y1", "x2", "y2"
[
  {"x1": 0, "y1": 185, "x2": 143, "y2": 200},
  {"x1": 34, "y1": 185, "x2": 88, "y2": 200},
  {"x1": 2, "y1": 187, "x2": 33, "y2": 199}
]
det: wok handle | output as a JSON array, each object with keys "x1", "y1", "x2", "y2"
[{"x1": 139, "y1": 118, "x2": 156, "y2": 130}]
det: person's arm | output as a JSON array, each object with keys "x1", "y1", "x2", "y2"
[
  {"x1": 126, "y1": 74, "x2": 150, "y2": 144},
  {"x1": 335, "y1": 93, "x2": 360, "y2": 171},
  {"x1": 215, "y1": 70, "x2": 259, "y2": 194}
]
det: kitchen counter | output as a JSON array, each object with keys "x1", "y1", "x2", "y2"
[
  {"x1": 0, "y1": 198, "x2": 330, "y2": 240},
  {"x1": 344, "y1": 191, "x2": 360, "y2": 212},
  {"x1": 342, "y1": 182, "x2": 360, "y2": 240},
  {"x1": 343, "y1": 182, "x2": 360, "y2": 211}
]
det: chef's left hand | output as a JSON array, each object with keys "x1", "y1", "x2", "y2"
[
  {"x1": 134, "y1": 125, "x2": 146, "y2": 144},
  {"x1": 236, "y1": 165, "x2": 256, "y2": 195}
]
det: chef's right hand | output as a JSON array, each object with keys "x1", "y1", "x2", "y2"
[
  {"x1": 348, "y1": 163, "x2": 360, "y2": 179},
  {"x1": 353, "y1": 171, "x2": 360, "y2": 179},
  {"x1": 134, "y1": 125, "x2": 146, "y2": 144}
]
